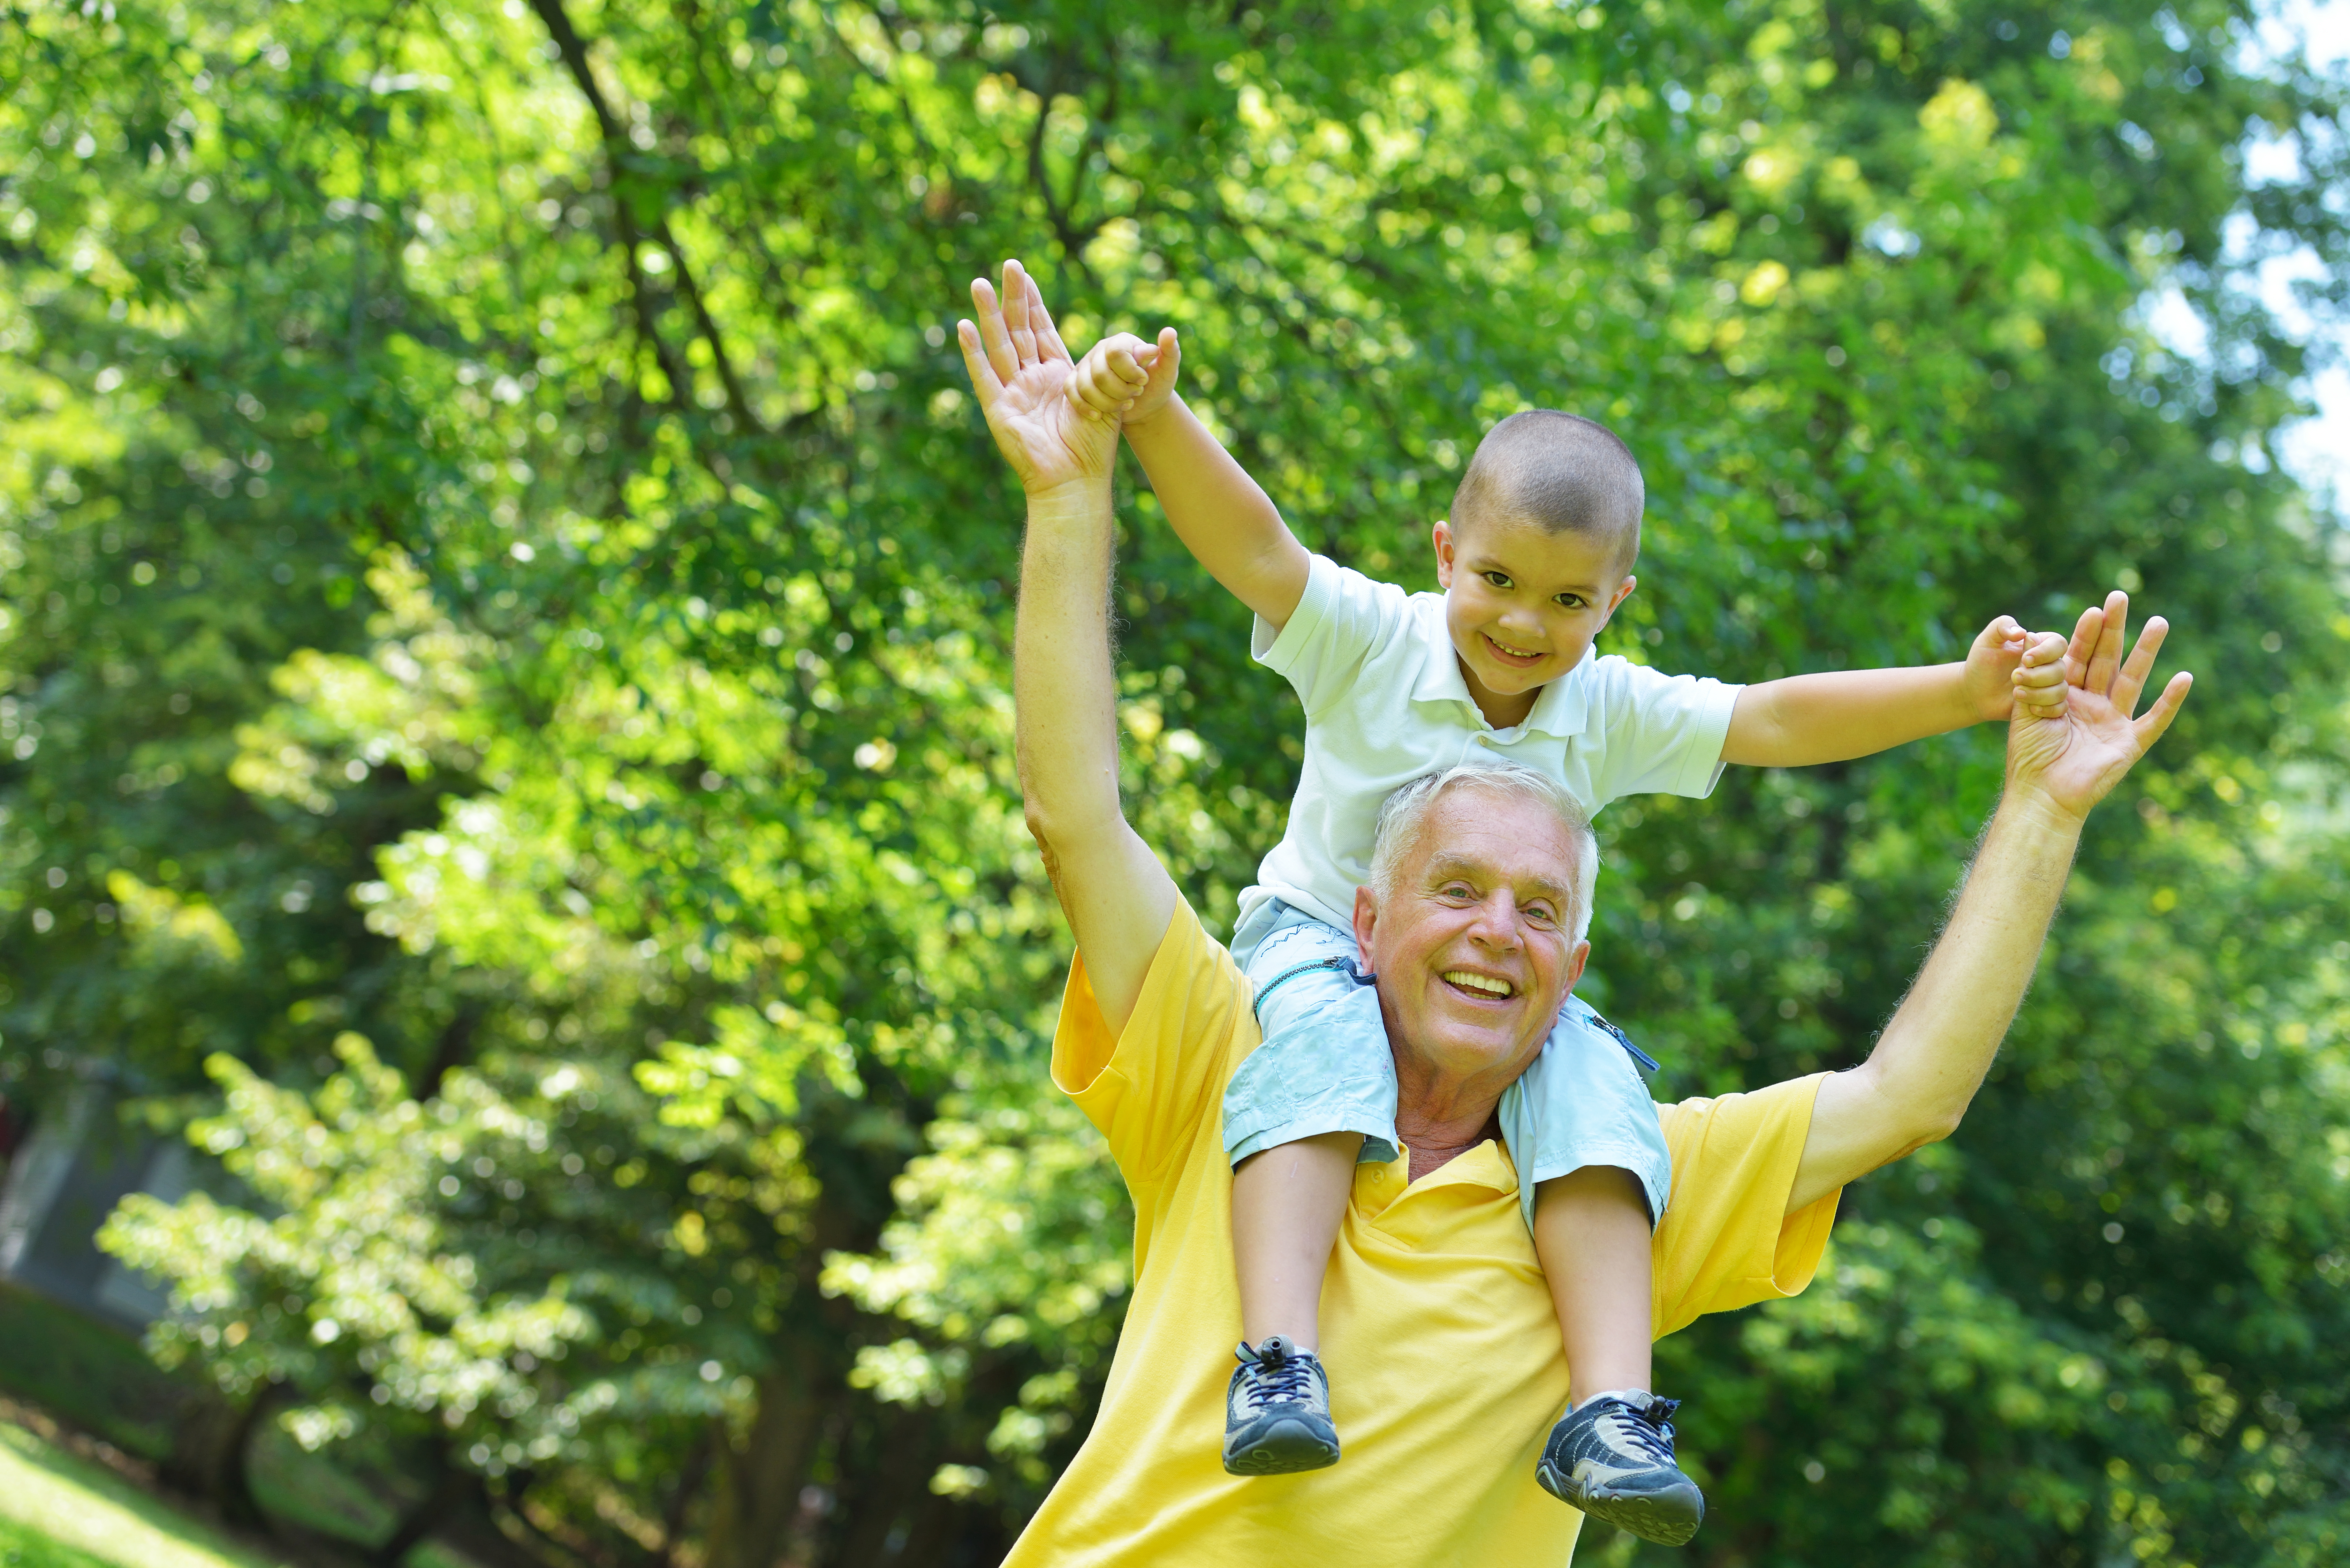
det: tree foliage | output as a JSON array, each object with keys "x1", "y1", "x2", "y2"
[{"x1": 2, "y1": 0, "x2": 2346, "y2": 1564}]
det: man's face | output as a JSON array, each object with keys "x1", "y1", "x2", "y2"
[
  {"x1": 1434, "y1": 512, "x2": 1636, "y2": 707},
  {"x1": 1353, "y1": 788, "x2": 1591, "y2": 1088}
]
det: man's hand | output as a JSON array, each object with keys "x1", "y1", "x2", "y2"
[
  {"x1": 957, "y1": 259, "x2": 1117, "y2": 497},
  {"x1": 2005, "y1": 591, "x2": 2194, "y2": 823}
]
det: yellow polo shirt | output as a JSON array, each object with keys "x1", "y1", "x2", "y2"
[{"x1": 1003, "y1": 899, "x2": 1841, "y2": 1568}]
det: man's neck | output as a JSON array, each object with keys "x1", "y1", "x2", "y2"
[{"x1": 1393, "y1": 1096, "x2": 1505, "y2": 1182}]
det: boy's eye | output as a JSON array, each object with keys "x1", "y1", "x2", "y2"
[
  {"x1": 1552, "y1": 593, "x2": 1587, "y2": 610},
  {"x1": 1482, "y1": 571, "x2": 1512, "y2": 589}
]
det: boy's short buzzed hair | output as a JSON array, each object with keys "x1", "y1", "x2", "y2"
[{"x1": 1448, "y1": 409, "x2": 1644, "y2": 569}]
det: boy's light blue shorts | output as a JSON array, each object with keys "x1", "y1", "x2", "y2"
[{"x1": 1225, "y1": 899, "x2": 1673, "y2": 1232}]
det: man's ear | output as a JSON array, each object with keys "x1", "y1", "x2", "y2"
[
  {"x1": 1561, "y1": 938, "x2": 1591, "y2": 996},
  {"x1": 1353, "y1": 883, "x2": 1380, "y2": 968},
  {"x1": 1432, "y1": 519, "x2": 1456, "y2": 589}
]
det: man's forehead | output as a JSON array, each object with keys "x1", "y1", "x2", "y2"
[{"x1": 1408, "y1": 797, "x2": 1583, "y2": 890}]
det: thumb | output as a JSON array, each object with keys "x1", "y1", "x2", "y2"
[{"x1": 1147, "y1": 327, "x2": 1181, "y2": 392}]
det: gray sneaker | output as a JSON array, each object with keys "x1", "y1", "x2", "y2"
[
  {"x1": 1535, "y1": 1388, "x2": 1705, "y2": 1545},
  {"x1": 1221, "y1": 1336, "x2": 1340, "y2": 1475}
]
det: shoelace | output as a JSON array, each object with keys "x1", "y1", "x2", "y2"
[
  {"x1": 1593, "y1": 1394, "x2": 1681, "y2": 1466},
  {"x1": 1233, "y1": 1341, "x2": 1318, "y2": 1410}
]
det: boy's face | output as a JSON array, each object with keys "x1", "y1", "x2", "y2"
[{"x1": 1433, "y1": 511, "x2": 1638, "y2": 708}]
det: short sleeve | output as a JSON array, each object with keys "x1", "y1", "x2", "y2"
[
  {"x1": 1251, "y1": 554, "x2": 1407, "y2": 720},
  {"x1": 1051, "y1": 898, "x2": 1256, "y2": 1190},
  {"x1": 1650, "y1": 1073, "x2": 1840, "y2": 1337},
  {"x1": 1585, "y1": 656, "x2": 1743, "y2": 805}
]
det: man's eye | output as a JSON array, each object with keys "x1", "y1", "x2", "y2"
[
  {"x1": 1439, "y1": 883, "x2": 1475, "y2": 900},
  {"x1": 1526, "y1": 905, "x2": 1558, "y2": 926}
]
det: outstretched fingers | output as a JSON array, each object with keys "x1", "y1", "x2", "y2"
[
  {"x1": 1001, "y1": 259, "x2": 1039, "y2": 366},
  {"x1": 1022, "y1": 265, "x2": 1073, "y2": 365},
  {"x1": 2133, "y1": 670, "x2": 2194, "y2": 750},
  {"x1": 2063, "y1": 603, "x2": 2102, "y2": 690},
  {"x1": 956, "y1": 318, "x2": 1004, "y2": 409},
  {"x1": 2110, "y1": 615, "x2": 2169, "y2": 716},
  {"x1": 2084, "y1": 590, "x2": 2129, "y2": 696},
  {"x1": 967, "y1": 276, "x2": 1017, "y2": 384}
]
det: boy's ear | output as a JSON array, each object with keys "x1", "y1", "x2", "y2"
[
  {"x1": 1599, "y1": 574, "x2": 1638, "y2": 621},
  {"x1": 1432, "y1": 519, "x2": 1456, "y2": 588}
]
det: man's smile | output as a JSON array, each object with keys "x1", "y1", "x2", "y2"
[{"x1": 1441, "y1": 969, "x2": 1517, "y2": 1000}]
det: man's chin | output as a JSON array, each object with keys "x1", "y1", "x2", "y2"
[{"x1": 1416, "y1": 1011, "x2": 1545, "y2": 1069}]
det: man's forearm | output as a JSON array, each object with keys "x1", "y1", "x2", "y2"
[
  {"x1": 1786, "y1": 790, "x2": 2081, "y2": 1211},
  {"x1": 1124, "y1": 397, "x2": 1309, "y2": 629},
  {"x1": 1723, "y1": 664, "x2": 1977, "y2": 767},
  {"x1": 1013, "y1": 477, "x2": 1178, "y2": 1033}
]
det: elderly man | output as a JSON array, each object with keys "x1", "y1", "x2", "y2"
[{"x1": 956, "y1": 262, "x2": 2191, "y2": 1566}]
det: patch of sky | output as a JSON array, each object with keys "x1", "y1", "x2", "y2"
[{"x1": 2142, "y1": 1, "x2": 2348, "y2": 500}]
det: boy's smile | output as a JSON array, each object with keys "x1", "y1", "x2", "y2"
[{"x1": 1433, "y1": 512, "x2": 1637, "y2": 730}]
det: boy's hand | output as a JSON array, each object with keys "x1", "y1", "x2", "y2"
[
  {"x1": 957, "y1": 259, "x2": 1117, "y2": 496},
  {"x1": 1123, "y1": 327, "x2": 1183, "y2": 429},
  {"x1": 1066, "y1": 332, "x2": 1167, "y2": 425},
  {"x1": 1964, "y1": 615, "x2": 2069, "y2": 721}
]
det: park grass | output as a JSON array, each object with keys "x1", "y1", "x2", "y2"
[
  {"x1": 0, "y1": 1417, "x2": 484, "y2": 1568},
  {"x1": 0, "y1": 1421, "x2": 295, "y2": 1568}
]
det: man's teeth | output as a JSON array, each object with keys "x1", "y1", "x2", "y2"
[{"x1": 1443, "y1": 970, "x2": 1513, "y2": 998}]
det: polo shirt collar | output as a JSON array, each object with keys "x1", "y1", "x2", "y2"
[{"x1": 1404, "y1": 596, "x2": 1594, "y2": 739}]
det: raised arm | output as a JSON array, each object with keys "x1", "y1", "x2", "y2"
[
  {"x1": 957, "y1": 261, "x2": 1176, "y2": 1035},
  {"x1": 1721, "y1": 616, "x2": 2066, "y2": 767},
  {"x1": 1121, "y1": 392, "x2": 1310, "y2": 631},
  {"x1": 1785, "y1": 592, "x2": 2193, "y2": 1212}
]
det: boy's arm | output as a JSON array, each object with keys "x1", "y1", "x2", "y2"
[
  {"x1": 1721, "y1": 617, "x2": 2068, "y2": 767},
  {"x1": 1067, "y1": 331, "x2": 1310, "y2": 631},
  {"x1": 1124, "y1": 395, "x2": 1311, "y2": 630}
]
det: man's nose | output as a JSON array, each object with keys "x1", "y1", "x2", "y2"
[{"x1": 1467, "y1": 891, "x2": 1524, "y2": 950}]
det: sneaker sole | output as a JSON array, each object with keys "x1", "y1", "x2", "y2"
[
  {"x1": 1536, "y1": 1461, "x2": 1703, "y2": 1547},
  {"x1": 1222, "y1": 1417, "x2": 1340, "y2": 1476}
]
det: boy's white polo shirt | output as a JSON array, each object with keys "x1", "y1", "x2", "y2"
[{"x1": 1242, "y1": 553, "x2": 1742, "y2": 932}]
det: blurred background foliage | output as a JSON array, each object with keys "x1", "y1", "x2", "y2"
[{"x1": 1, "y1": 0, "x2": 2346, "y2": 1563}]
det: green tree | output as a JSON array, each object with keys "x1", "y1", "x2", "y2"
[{"x1": 0, "y1": 0, "x2": 2341, "y2": 1565}]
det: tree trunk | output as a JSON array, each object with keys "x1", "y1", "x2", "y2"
[
  {"x1": 700, "y1": 1364, "x2": 834, "y2": 1568},
  {"x1": 201, "y1": 1380, "x2": 289, "y2": 1527},
  {"x1": 370, "y1": 1457, "x2": 467, "y2": 1568}
]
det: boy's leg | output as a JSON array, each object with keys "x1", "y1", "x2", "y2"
[
  {"x1": 1505, "y1": 1000, "x2": 1702, "y2": 1546},
  {"x1": 1531, "y1": 1164, "x2": 1654, "y2": 1404},
  {"x1": 1219, "y1": 905, "x2": 1400, "y2": 1476},
  {"x1": 1233, "y1": 1130, "x2": 1363, "y2": 1349}
]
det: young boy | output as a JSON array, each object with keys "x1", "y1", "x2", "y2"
[{"x1": 1059, "y1": 324, "x2": 2066, "y2": 1546}]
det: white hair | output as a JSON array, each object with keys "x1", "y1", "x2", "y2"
[{"x1": 1367, "y1": 763, "x2": 1600, "y2": 943}]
